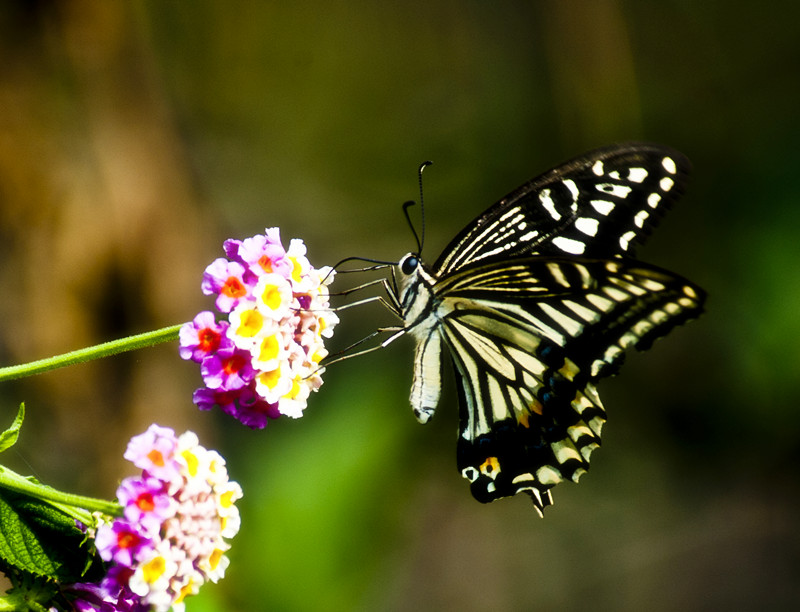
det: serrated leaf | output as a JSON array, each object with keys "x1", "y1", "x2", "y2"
[
  {"x1": 0, "y1": 489, "x2": 102, "y2": 582},
  {"x1": 0, "y1": 404, "x2": 25, "y2": 454}
]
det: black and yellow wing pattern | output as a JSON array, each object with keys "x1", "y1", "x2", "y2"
[{"x1": 396, "y1": 143, "x2": 705, "y2": 514}]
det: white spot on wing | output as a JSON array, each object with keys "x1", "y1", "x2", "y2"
[
  {"x1": 562, "y1": 179, "x2": 579, "y2": 209},
  {"x1": 591, "y1": 199, "x2": 615, "y2": 215},
  {"x1": 587, "y1": 416, "x2": 604, "y2": 437},
  {"x1": 568, "y1": 423, "x2": 594, "y2": 443},
  {"x1": 592, "y1": 160, "x2": 604, "y2": 176},
  {"x1": 552, "y1": 441, "x2": 582, "y2": 464},
  {"x1": 580, "y1": 442, "x2": 599, "y2": 462},
  {"x1": 619, "y1": 230, "x2": 637, "y2": 251},
  {"x1": 552, "y1": 236, "x2": 586, "y2": 255},
  {"x1": 597, "y1": 183, "x2": 632, "y2": 198},
  {"x1": 536, "y1": 465, "x2": 562, "y2": 485},
  {"x1": 660, "y1": 177, "x2": 674, "y2": 192},
  {"x1": 575, "y1": 217, "x2": 599, "y2": 236},
  {"x1": 461, "y1": 467, "x2": 479, "y2": 482},
  {"x1": 539, "y1": 188, "x2": 561, "y2": 221},
  {"x1": 634, "y1": 210, "x2": 649, "y2": 228},
  {"x1": 662, "y1": 156, "x2": 677, "y2": 174},
  {"x1": 647, "y1": 193, "x2": 661, "y2": 208},
  {"x1": 628, "y1": 167, "x2": 648, "y2": 183},
  {"x1": 572, "y1": 392, "x2": 594, "y2": 415}
]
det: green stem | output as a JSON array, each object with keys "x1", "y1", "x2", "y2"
[
  {"x1": 0, "y1": 324, "x2": 184, "y2": 382},
  {"x1": 0, "y1": 465, "x2": 121, "y2": 520}
]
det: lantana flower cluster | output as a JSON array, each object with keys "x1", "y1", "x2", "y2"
[
  {"x1": 84, "y1": 425, "x2": 242, "y2": 612},
  {"x1": 179, "y1": 228, "x2": 338, "y2": 428}
]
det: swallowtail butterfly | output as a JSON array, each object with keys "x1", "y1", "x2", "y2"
[{"x1": 391, "y1": 143, "x2": 705, "y2": 515}]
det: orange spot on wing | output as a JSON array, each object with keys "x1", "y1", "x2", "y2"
[{"x1": 480, "y1": 456, "x2": 500, "y2": 478}]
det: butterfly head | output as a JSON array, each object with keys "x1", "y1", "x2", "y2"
[
  {"x1": 399, "y1": 252, "x2": 420, "y2": 276},
  {"x1": 398, "y1": 252, "x2": 437, "y2": 289}
]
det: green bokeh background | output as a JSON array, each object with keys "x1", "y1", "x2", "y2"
[{"x1": 1, "y1": 2, "x2": 798, "y2": 610}]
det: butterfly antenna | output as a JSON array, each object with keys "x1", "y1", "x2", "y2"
[
  {"x1": 417, "y1": 160, "x2": 433, "y2": 253},
  {"x1": 401, "y1": 201, "x2": 421, "y2": 254},
  {"x1": 330, "y1": 255, "x2": 396, "y2": 270},
  {"x1": 401, "y1": 161, "x2": 433, "y2": 255}
]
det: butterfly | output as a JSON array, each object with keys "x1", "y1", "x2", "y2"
[{"x1": 387, "y1": 143, "x2": 705, "y2": 515}]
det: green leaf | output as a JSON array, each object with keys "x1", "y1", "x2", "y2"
[
  {"x1": 0, "y1": 489, "x2": 102, "y2": 582},
  {"x1": 0, "y1": 404, "x2": 25, "y2": 454},
  {"x1": 0, "y1": 567, "x2": 60, "y2": 612}
]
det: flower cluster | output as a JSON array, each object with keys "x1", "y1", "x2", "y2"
[
  {"x1": 85, "y1": 425, "x2": 242, "y2": 612},
  {"x1": 180, "y1": 228, "x2": 338, "y2": 428}
]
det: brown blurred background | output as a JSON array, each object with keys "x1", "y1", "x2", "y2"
[{"x1": 1, "y1": 2, "x2": 798, "y2": 610}]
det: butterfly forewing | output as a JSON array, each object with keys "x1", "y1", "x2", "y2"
[
  {"x1": 437, "y1": 257, "x2": 705, "y2": 512},
  {"x1": 433, "y1": 143, "x2": 690, "y2": 275}
]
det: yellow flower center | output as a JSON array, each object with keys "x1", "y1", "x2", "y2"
[
  {"x1": 259, "y1": 367, "x2": 281, "y2": 390},
  {"x1": 236, "y1": 309, "x2": 264, "y2": 337},
  {"x1": 257, "y1": 335, "x2": 281, "y2": 363},
  {"x1": 261, "y1": 283, "x2": 284, "y2": 310},
  {"x1": 142, "y1": 555, "x2": 167, "y2": 584}
]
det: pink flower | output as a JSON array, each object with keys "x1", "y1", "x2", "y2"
[
  {"x1": 182, "y1": 228, "x2": 338, "y2": 428},
  {"x1": 200, "y1": 346, "x2": 255, "y2": 390},
  {"x1": 123, "y1": 425, "x2": 181, "y2": 481},
  {"x1": 178, "y1": 311, "x2": 230, "y2": 363},
  {"x1": 117, "y1": 476, "x2": 175, "y2": 534},
  {"x1": 237, "y1": 232, "x2": 293, "y2": 279},
  {"x1": 95, "y1": 520, "x2": 152, "y2": 567},
  {"x1": 90, "y1": 425, "x2": 242, "y2": 612},
  {"x1": 201, "y1": 259, "x2": 249, "y2": 313}
]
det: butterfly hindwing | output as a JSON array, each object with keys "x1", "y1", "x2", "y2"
[
  {"x1": 433, "y1": 143, "x2": 690, "y2": 275},
  {"x1": 436, "y1": 257, "x2": 704, "y2": 512}
]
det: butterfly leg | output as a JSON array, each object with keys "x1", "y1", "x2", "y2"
[
  {"x1": 319, "y1": 325, "x2": 405, "y2": 368},
  {"x1": 332, "y1": 275, "x2": 403, "y2": 318}
]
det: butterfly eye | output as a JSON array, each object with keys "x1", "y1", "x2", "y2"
[{"x1": 400, "y1": 254, "x2": 419, "y2": 275}]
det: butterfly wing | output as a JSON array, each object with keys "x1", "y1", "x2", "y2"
[
  {"x1": 433, "y1": 143, "x2": 690, "y2": 275},
  {"x1": 435, "y1": 257, "x2": 705, "y2": 513}
]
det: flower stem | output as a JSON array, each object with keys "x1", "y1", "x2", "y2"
[
  {"x1": 0, "y1": 324, "x2": 184, "y2": 382},
  {"x1": 0, "y1": 465, "x2": 121, "y2": 520}
]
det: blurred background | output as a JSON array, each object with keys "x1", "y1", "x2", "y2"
[{"x1": 1, "y1": 1, "x2": 798, "y2": 610}]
